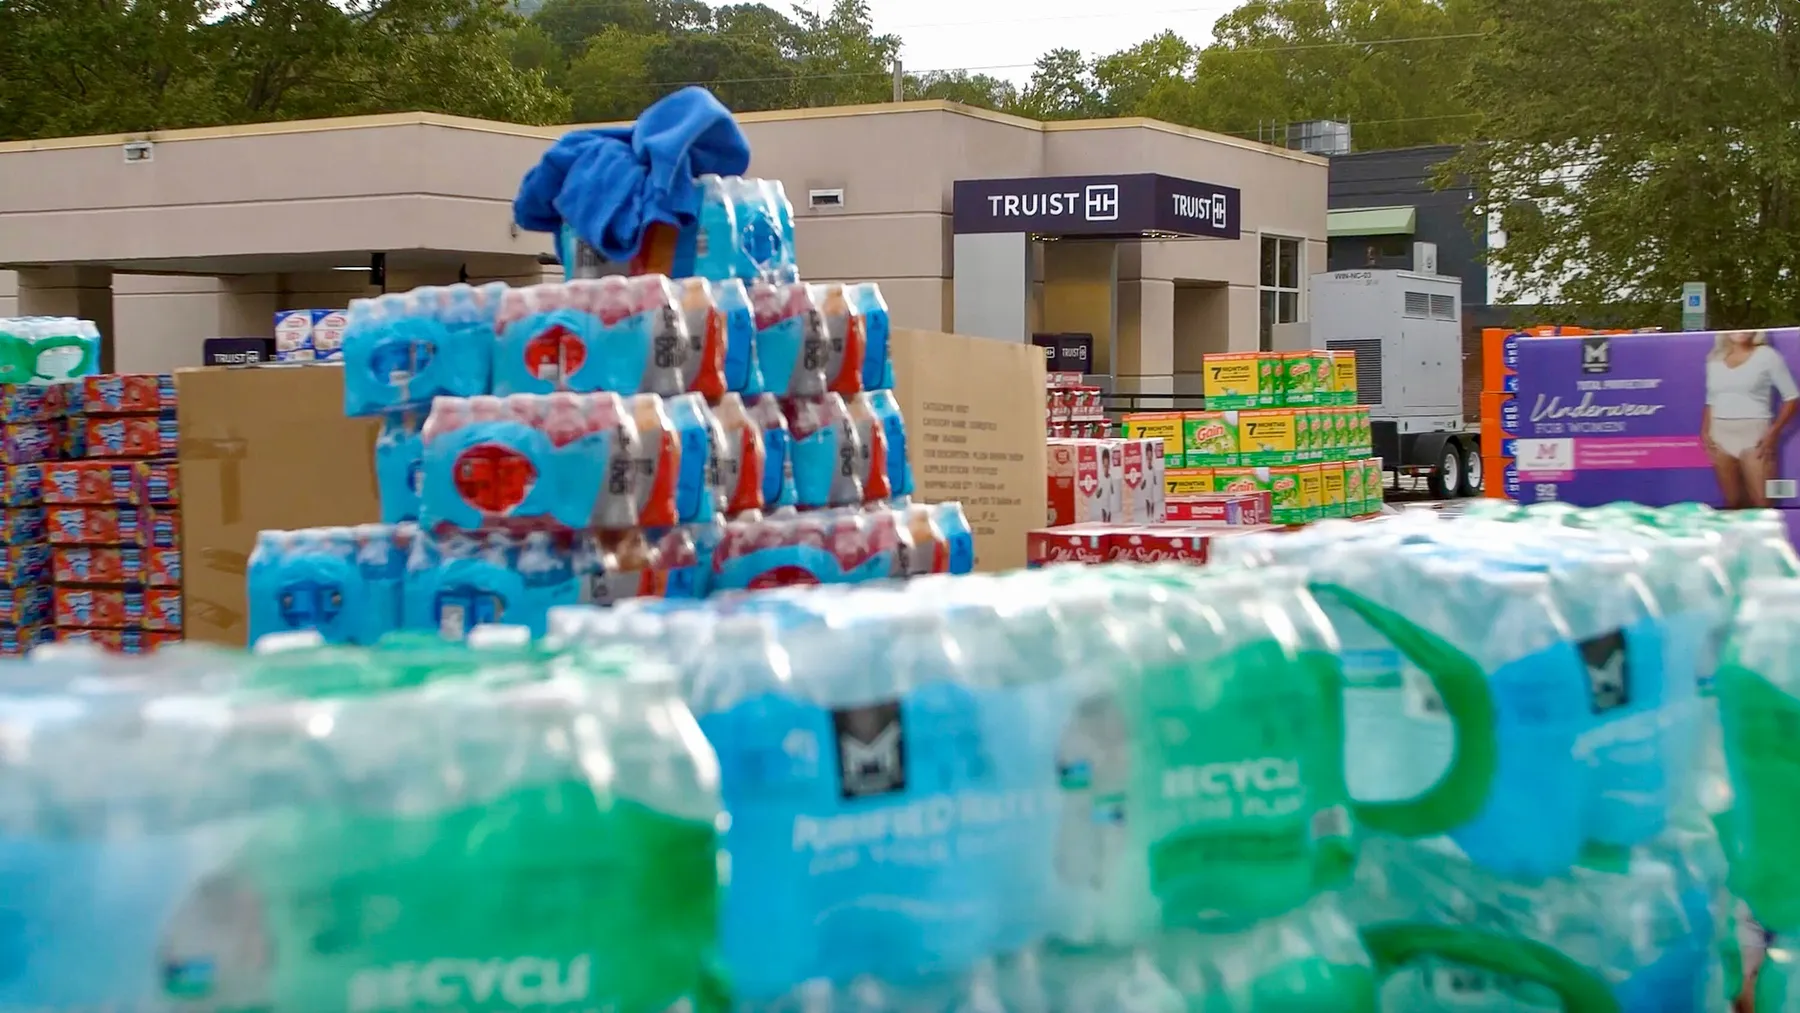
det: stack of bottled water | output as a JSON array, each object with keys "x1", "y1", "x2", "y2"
[
  {"x1": 0, "y1": 634, "x2": 727, "y2": 1011},
  {"x1": 12, "y1": 502, "x2": 1797, "y2": 1011},
  {"x1": 0, "y1": 317, "x2": 104, "y2": 384}
]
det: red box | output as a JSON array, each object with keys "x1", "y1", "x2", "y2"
[
  {"x1": 53, "y1": 586, "x2": 182, "y2": 631},
  {"x1": 69, "y1": 415, "x2": 178, "y2": 458},
  {"x1": 53, "y1": 546, "x2": 181, "y2": 587},
  {"x1": 144, "y1": 460, "x2": 179, "y2": 504},
  {"x1": 41, "y1": 460, "x2": 150, "y2": 505},
  {"x1": 53, "y1": 627, "x2": 182, "y2": 654},
  {"x1": 1166, "y1": 491, "x2": 1274, "y2": 526},
  {"x1": 46, "y1": 506, "x2": 179, "y2": 547},
  {"x1": 68, "y1": 373, "x2": 178, "y2": 414},
  {"x1": 1047, "y1": 439, "x2": 1121, "y2": 526},
  {"x1": 1026, "y1": 525, "x2": 1115, "y2": 566},
  {"x1": 1105, "y1": 526, "x2": 1219, "y2": 564}
]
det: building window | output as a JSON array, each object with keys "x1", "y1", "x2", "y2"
[{"x1": 1260, "y1": 235, "x2": 1302, "y2": 350}]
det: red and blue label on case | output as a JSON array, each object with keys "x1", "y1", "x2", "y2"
[
  {"x1": 67, "y1": 373, "x2": 176, "y2": 415},
  {"x1": 53, "y1": 546, "x2": 181, "y2": 587},
  {"x1": 41, "y1": 461, "x2": 150, "y2": 505},
  {"x1": 53, "y1": 587, "x2": 183, "y2": 631},
  {"x1": 68, "y1": 414, "x2": 178, "y2": 459},
  {"x1": 47, "y1": 506, "x2": 178, "y2": 547}
]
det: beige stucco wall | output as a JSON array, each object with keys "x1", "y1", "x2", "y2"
[{"x1": 0, "y1": 102, "x2": 1327, "y2": 375}]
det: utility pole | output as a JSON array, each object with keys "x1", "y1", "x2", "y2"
[{"x1": 892, "y1": 59, "x2": 904, "y2": 102}]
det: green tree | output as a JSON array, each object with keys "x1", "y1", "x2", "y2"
[
  {"x1": 533, "y1": 0, "x2": 709, "y2": 55},
  {"x1": 1148, "y1": 0, "x2": 1482, "y2": 148},
  {"x1": 905, "y1": 70, "x2": 1019, "y2": 110},
  {"x1": 0, "y1": 0, "x2": 226, "y2": 140},
  {"x1": 1449, "y1": 0, "x2": 1800, "y2": 328},
  {"x1": 790, "y1": 0, "x2": 900, "y2": 106},
  {"x1": 0, "y1": 0, "x2": 568, "y2": 141},
  {"x1": 1015, "y1": 47, "x2": 1103, "y2": 120},
  {"x1": 565, "y1": 25, "x2": 661, "y2": 121},
  {"x1": 1091, "y1": 31, "x2": 1194, "y2": 118}
]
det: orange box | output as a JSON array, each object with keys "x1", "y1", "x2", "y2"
[
  {"x1": 1484, "y1": 456, "x2": 1517, "y2": 500},
  {"x1": 1479, "y1": 391, "x2": 1519, "y2": 457}
]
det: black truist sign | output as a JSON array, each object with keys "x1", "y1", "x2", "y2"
[
  {"x1": 953, "y1": 173, "x2": 1242, "y2": 239},
  {"x1": 833, "y1": 701, "x2": 907, "y2": 799}
]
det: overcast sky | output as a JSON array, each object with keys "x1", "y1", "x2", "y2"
[{"x1": 769, "y1": 0, "x2": 1238, "y2": 85}]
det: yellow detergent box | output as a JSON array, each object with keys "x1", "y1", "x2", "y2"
[
  {"x1": 1238, "y1": 409, "x2": 1298, "y2": 465},
  {"x1": 1122, "y1": 412, "x2": 1185, "y2": 468},
  {"x1": 1202, "y1": 352, "x2": 1267, "y2": 409},
  {"x1": 1319, "y1": 461, "x2": 1346, "y2": 519},
  {"x1": 1165, "y1": 467, "x2": 1215, "y2": 498},
  {"x1": 1330, "y1": 349, "x2": 1359, "y2": 405}
]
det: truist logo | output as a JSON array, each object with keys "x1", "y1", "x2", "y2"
[
  {"x1": 985, "y1": 183, "x2": 1120, "y2": 221},
  {"x1": 1529, "y1": 393, "x2": 1665, "y2": 421}
]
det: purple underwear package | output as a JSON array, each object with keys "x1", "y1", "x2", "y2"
[{"x1": 1514, "y1": 328, "x2": 1800, "y2": 510}]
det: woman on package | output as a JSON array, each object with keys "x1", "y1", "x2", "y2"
[{"x1": 1702, "y1": 330, "x2": 1800, "y2": 508}]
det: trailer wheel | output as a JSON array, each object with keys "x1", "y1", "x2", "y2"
[
  {"x1": 1427, "y1": 440, "x2": 1461, "y2": 500},
  {"x1": 1459, "y1": 443, "x2": 1483, "y2": 497}
]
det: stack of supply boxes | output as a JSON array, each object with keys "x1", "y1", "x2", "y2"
[
  {"x1": 273, "y1": 308, "x2": 349, "y2": 363},
  {"x1": 1119, "y1": 348, "x2": 1378, "y2": 526},
  {"x1": 1044, "y1": 371, "x2": 1107, "y2": 439},
  {"x1": 0, "y1": 385, "x2": 66, "y2": 655},
  {"x1": 1479, "y1": 325, "x2": 1633, "y2": 501},
  {"x1": 47, "y1": 374, "x2": 182, "y2": 652}
]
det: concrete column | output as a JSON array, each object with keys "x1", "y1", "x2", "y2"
[
  {"x1": 1115, "y1": 278, "x2": 1175, "y2": 402},
  {"x1": 219, "y1": 275, "x2": 281, "y2": 338},
  {"x1": 16, "y1": 266, "x2": 114, "y2": 370},
  {"x1": 1041, "y1": 242, "x2": 1119, "y2": 372},
  {"x1": 0, "y1": 270, "x2": 18, "y2": 317},
  {"x1": 952, "y1": 232, "x2": 1032, "y2": 342}
]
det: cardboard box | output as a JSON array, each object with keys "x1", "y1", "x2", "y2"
[
  {"x1": 1116, "y1": 438, "x2": 1166, "y2": 524},
  {"x1": 1239, "y1": 410, "x2": 1298, "y2": 465},
  {"x1": 46, "y1": 506, "x2": 175, "y2": 547},
  {"x1": 0, "y1": 464, "x2": 42, "y2": 506},
  {"x1": 41, "y1": 461, "x2": 150, "y2": 505},
  {"x1": 69, "y1": 414, "x2": 178, "y2": 459},
  {"x1": 0, "y1": 585, "x2": 51, "y2": 626},
  {"x1": 1479, "y1": 391, "x2": 1518, "y2": 457},
  {"x1": 0, "y1": 384, "x2": 66, "y2": 423},
  {"x1": 54, "y1": 586, "x2": 182, "y2": 631},
  {"x1": 1165, "y1": 491, "x2": 1272, "y2": 526},
  {"x1": 0, "y1": 544, "x2": 51, "y2": 585},
  {"x1": 1026, "y1": 525, "x2": 1113, "y2": 566},
  {"x1": 67, "y1": 374, "x2": 177, "y2": 415},
  {"x1": 1182, "y1": 411, "x2": 1239, "y2": 467},
  {"x1": 0, "y1": 507, "x2": 45, "y2": 544},
  {"x1": 145, "y1": 460, "x2": 180, "y2": 504},
  {"x1": 1165, "y1": 468, "x2": 1214, "y2": 497},
  {"x1": 0, "y1": 624, "x2": 52, "y2": 655},
  {"x1": 0, "y1": 421, "x2": 61, "y2": 464},
  {"x1": 53, "y1": 546, "x2": 182, "y2": 587},
  {"x1": 1202, "y1": 352, "x2": 1275, "y2": 408},
  {"x1": 1121, "y1": 413, "x2": 1184, "y2": 467},
  {"x1": 54, "y1": 627, "x2": 181, "y2": 654},
  {"x1": 1361, "y1": 457, "x2": 1385, "y2": 514},
  {"x1": 1514, "y1": 329, "x2": 1800, "y2": 507},
  {"x1": 1330, "y1": 350, "x2": 1358, "y2": 406},
  {"x1": 1320, "y1": 461, "x2": 1346, "y2": 518},
  {"x1": 177, "y1": 365, "x2": 383, "y2": 644},
  {"x1": 1045, "y1": 439, "x2": 1118, "y2": 526},
  {"x1": 1485, "y1": 455, "x2": 1519, "y2": 500}
]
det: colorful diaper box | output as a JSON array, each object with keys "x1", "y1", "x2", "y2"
[
  {"x1": 0, "y1": 544, "x2": 52, "y2": 585},
  {"x1": 66, "y1": 373, "x2": 177, "y2": 415},
  {"x1": 0, "y1": 463, "x2": 42, "y2": 505},
  {"x1": 1513, "y1": 328, "x2": 1800, "y2": 507},
  {"x1": 0, "y1": 624, "x2": 53, "y2": 656},
  {"x1": 67, "y1": 413, "x2": 178, "y2": 459},
  {"x1": 40, "y1": 460, "x2": 150, "y2": 505},
  {"x1": 0, "y1": 421, "x2": 63, "y2": 465},
  {"x1": 0, "y1": 584, "x2": 52, "y2": 626},
  {"x1": 46, "y1": 506, "x2": 179, "y2": 548},
  {"x1": 0, "y1": 382, "x2": 67, "y2": 423},
  {"x1": 53, "y1": 626, "x2": 181, "y2": 654},
  {"x1": 53, "y1": 586, "x2": 183, "y2": 631},
  {"x1": 53, "y1": 546, "x2": 182, "y2": 587}
]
